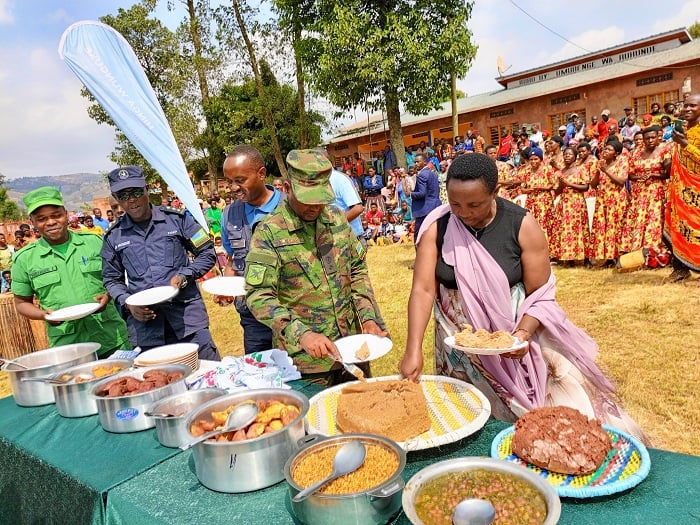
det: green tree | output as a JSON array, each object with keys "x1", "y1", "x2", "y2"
[
  {"x1": 205, "y1": 61, "x2": 324, "y2": 176},
  {"x1": 302, "y1": 0, "x2": 477, "y2": 169},
  {"x1": 689, "y1": 21, "x2": 700, "y2": 39},
  {"x1": 0, "y1": 174, "x2": 22, "y2": 222}
]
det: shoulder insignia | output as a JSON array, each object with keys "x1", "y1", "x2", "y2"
[
  {"x1": 356, "y1": 241, "x2": 367, "y2": 261},
  {"x1": 162, "y1": 206, "x2": 185, "y2": 215},
  {"x1": 245, "y1": 263, "x2": 267, "y2": 286},
  {"x1": 190, "y1": 227, "x2": 210, "y2": 248}
]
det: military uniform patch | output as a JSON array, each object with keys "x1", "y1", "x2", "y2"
[
  {"x1": 356, "y1": 241, "x2": 367, "y2": 261},
  {"x1": 246, "y1": 264, "x2": 267, "y2": 286},
  {"x1": 190, "y1": 228, "x2": 210, "y2": 248}
]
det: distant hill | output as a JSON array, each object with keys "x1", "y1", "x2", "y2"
[{"x1": 6, "y1": 173, "x2": 110, "y2": 213}]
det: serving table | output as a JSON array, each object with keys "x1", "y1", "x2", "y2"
[{"x1": 1, "y1": 379, "x2": 699, "y2": 524}]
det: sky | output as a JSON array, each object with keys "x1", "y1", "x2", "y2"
[{"x1": 1, "y1": 0, "x2": 699, "y2": 180}]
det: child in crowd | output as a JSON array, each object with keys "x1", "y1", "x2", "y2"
[{"x1": 1, "y1": 270, "x2": 11, "y2": 294}]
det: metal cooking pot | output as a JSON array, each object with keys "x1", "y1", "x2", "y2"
[
  {"x1": 401, "y1": 457, "x2": 561, "y2": 525},
  {"x1": 92, "y1": 363, "x2": 191, "y2": 433},
  {"x1": 183, "y1": 389, "x2": 309, "y2": 493},
  {"x1": 284, "y1": 433, "x2": 406, "y2": 525},
  {"x1": 147, "y1": 388, "x2": 227, "y2": 448},
  {"x1": 49, "y1": 358, "x2": 134, "y2": 418},
  {"x1": 2, "y1": 342, "x2": 101, "y2": 407}
]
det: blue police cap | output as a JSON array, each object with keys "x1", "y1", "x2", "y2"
[{"x1": 108, "y1": 166, "x2": 147, "y2": 193}]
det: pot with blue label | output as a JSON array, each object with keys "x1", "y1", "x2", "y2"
[{"x1": 92, "y1": 363, "x2": 191, "y2": 433}]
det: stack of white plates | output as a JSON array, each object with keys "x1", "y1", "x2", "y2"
[{"x1": 133, "y1": 343, "x2": 199, "y2": 371}]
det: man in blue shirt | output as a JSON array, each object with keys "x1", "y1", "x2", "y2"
[
  {"x1": 221, "y1": 145, "x2": 284, "y2": 354},
  {"x1": 101, "y1": 166, "x2": 220, "y2": 360},
  {"x1": 410, "y1": 153, "x2": 441, "y2": 239},
  {"x1": 329, "y1": 167, "x2": 365, "y2": 244},
  {"x1": 92, "y1": 208, "x2": 109, "y2": 231}
]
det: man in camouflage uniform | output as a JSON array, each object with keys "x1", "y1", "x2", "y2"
[{"x1": 245, "y1": 149, "x2": 387, "y2": 385}]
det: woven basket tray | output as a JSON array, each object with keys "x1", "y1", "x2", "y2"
[
  {"x1": 305, "y1": 374, "x2": 491, "y2": 451},
  {"x1": 490, "y1": 424, "x2": 651, "y2": 498}
]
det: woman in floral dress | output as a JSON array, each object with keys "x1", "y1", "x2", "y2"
[
  {"x1": 520, "y1": 148, "x2": 557, "y2": 257},
  {"x1": 587, "y1": 141, "x2": 630, "y2": 267},
  {"x1": 553, "y1": 147, "x2": 590, "y2": 265},
  {"x1": 620, "y1": 125, "x2": 671, "y2": 254}
]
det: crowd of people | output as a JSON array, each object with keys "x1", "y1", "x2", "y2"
[{"x1": 2, "y1": 90, "x2": 697, "y2": 438}]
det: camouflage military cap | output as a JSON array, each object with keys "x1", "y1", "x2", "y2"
[{"x1": 286, "y1": 149, "x2": 335, "y2": 204}]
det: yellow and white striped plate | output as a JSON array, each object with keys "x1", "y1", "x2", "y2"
[{"x1": 305, "y1": 375, "x2": 491, "y2": 451}]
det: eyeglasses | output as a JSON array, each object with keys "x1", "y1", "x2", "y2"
[{"x1": 115, "y1": 188, "x2": 146, "y2": 201}]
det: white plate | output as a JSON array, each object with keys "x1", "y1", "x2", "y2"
[
  {"x1": 444, "y1": 334, "x2": 528, "y2": 356},
  {"x1": 335, "y1": 334, "x2": 393, "y2": 363},
  {"x1": 125, "y1": 286, "x2": 179, "y2": 307},
  {"x1": 200, "y1": 276, "x2": 246, "y2": 297},
  {"x1": 45, "y1": 302, "x2": 101, "y2": 322},
  {"x1": 133, "y1": 343, "x2": 199, "y2": 366}
]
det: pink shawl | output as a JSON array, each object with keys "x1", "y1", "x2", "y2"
[{"x1": 419, "y1": 204, "x2": 613, "y2": 409}]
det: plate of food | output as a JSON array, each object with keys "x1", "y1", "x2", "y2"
[
  {"x1": 334, "y1": 334, "x2": 393, "y2": 363},
  {"x1": 305, "y1": 375, "x2": 491, "y2": 451},
  {"x1": 45, "y1": 302, "x2": 101, "y2": 322},
  {"x1": 490, "y1": 406, "x2": 651, "y2": 498},
  {"x1": 200, "y1": 276, "x2": 246, "y2": 297},
  {"x1": 444, "y1": 324, "x2": 528, "y2": 355},
  {"x1": 125, "y1": 286, "x2": 179, "y2": 307}
]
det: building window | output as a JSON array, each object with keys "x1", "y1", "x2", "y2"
[
  {"x1": 633, "y1": 90, "x2": 680, "y2": 115},
  {"x1": 548, "y1": 109, "x2": 586, "y2": 134},
  {"x1": 489, "y1": 123, "x2": 519, "y2": 145}
]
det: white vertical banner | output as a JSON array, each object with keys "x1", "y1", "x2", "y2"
[{"x1": 58, "y1": 20, "x2": 208, "y2": 230}]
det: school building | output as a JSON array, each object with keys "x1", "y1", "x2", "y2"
[{"x1": 325, "y1": 28, "x2": 700, "y2": 165}]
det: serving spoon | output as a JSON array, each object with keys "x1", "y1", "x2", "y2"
[
  {"x1": 180, "y1": 401, "x2": 259, "y2": 450},
  {"x1": 452, "y1": 498, "x2": 496, "y2": 525},
  {"x1": 0, "y1": 358, "x2": 31, "y2": 370},
  {"x1": 21, "y1": 373, "x2": 94, "y2": 384},
  {"x1": 292, "y1": 440, "x2": 367, "y2": 502}
]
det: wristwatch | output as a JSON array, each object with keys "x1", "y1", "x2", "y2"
[{"x1": 176, "y1": 274, "x2": 189, "y2": 289}]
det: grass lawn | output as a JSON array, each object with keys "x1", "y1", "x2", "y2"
[{"x1": 2, "y1": 243, "x2": 697, "y2": 455}]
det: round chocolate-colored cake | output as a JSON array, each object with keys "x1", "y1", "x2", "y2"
[{"x1": 511, "y1": 406, "x2": 612, "y2": 475}]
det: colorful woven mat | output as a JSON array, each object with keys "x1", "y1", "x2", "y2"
[
  {"x1": 305, "y1": 375, "x2": 491, "y2": 451},
  {"x1": 490, "y1": 424, "x2": 651, "y2": 498}
]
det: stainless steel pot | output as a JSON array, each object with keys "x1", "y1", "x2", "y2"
[
  {"x1": 147, "y1": 388, "x2": 227, "y2": 448},
  {"x1": 92, "y1": 363, "x2": 191, "y2": 433},
  {"x1": 183, "y1": 389, "x2": 309, "y2": 493},
  {"x1": 284, "y1": 433, "x2": 406, "y2": 525},
  {"x1": 49, "y1": 359, "x2": 134, "y2": 418},
  {"x1": 2, "y1": 342, "x2": 101, "y2": 407},
  {"x1": 401, "y1": 457, "x2": 561, "y2": 525}
]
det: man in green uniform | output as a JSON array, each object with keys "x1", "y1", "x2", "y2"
[
  {"x1": 11, "y1": 187, "x2": 129, "y2": 356},
  {"x1": 245, "y1": 150, "x2": 387, "y2": 385}
]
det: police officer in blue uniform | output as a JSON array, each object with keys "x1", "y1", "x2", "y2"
[
  {"x1": 221, "y1": 145, "x2": 284, "y2": 354},
  {"x1": 101, "y1": 166, "x2": 220, "y2": 360}
]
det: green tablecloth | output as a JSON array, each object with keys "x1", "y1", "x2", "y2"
[
  {"x1": 0, "y1": 396, "x2": 180, "y2": 524},
  {"x1": 104, "y1": 381, "x2": 700, "y2": 525}
]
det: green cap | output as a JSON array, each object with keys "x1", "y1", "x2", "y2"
[
  {"x1": 286, "y1": 149, "x2": 335, "y2": 204},
  {"x1": 23, "y1": 186, "x2": 64, "y2": 215}
]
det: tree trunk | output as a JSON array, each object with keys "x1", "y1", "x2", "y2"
[
  {"x1": 186, "y1": 0, "x2": 219, "y2": 194},
  {"x1": 451, "y1": 72, "x2": 458, "y2": 144},
  {"x1": 231, "y1": 0, "x2": 287, "y2": 177},
  {"x1": 385, "y1": 86, "x2": 406, "y2": 171},
  {"x1": 293, "y1": 25, "x2": 309, "y2": 149}
]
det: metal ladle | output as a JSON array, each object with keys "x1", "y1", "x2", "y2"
[
  {"x1": 452, "y1": 498, "x2": 496, "y2": 525},
  {"x1": 292, "y1": 440, "x2": 367, "y2": 502},
  {"x1": 21, "y1": 373, "x2": 94, "y2": 385},
  {"x1": 180, "y1": 402, "x2": 259, "y2": 450},
  {"x1": 0, "y1": 358, "x2": 31, "y2": 370}
]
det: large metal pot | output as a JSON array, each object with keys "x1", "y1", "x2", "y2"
[
  {"x1": 284, "y1": 433, "x2": 406, "y2": 525},
  {"x1": 401, "y1": 457, "x2": 561, "y2": 525},
  {"x1": 183, "y1": 389, "x2": 309, "y2": 493},
  {"x1": 2, "y1": 342, "x2": 101, "y2": 407},
  {"x1": 50, "y1": 358, "x2": 134, "y2": 417},
  {"x1": 92, "y1": 363, "x2": 191, "y2": 433},
  {"x1": 147, "y1": 388, "x2": 227, "y2": 448}
]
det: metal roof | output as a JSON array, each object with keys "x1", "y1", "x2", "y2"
[{"x1": 328, "y1": 37, "x2": 700, "y2": 144}]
